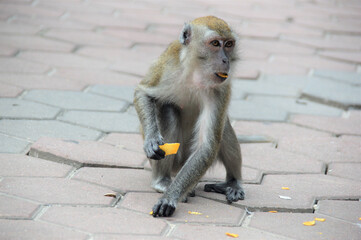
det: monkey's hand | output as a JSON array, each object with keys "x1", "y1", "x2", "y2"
[
  {"x1": 152, "y1": 197, "x2": 177, "y2": 217},
  {"x1": 144, "y1": 136, "x2": 165, "y2": 160}
]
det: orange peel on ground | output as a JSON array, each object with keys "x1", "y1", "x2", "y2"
[
  {"x1": 281, "y1": 187, "x2": 290, "y2": 190},
  {"x1": 188, "y1": 211, "x2": 202, "y2": 215},
  {"x1": 315, "y1": 218, "x2": 326, "y2": 222},
  {"x1": 303, "y1": 220, "x2": 316, "y2": 226},
  {"x1": 159, "y1": 143, "x2": 180, "y2": 156},
  {"x1": 225, "y1": 232, "x2": 239, "y2": 238},
  {"x1": 268, "y1": 211, "x2": 278, "y2": 213}
]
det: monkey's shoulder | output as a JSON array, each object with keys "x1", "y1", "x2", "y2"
[{"x1": 141, "y1": 41, "x2": 182, "y2": 87}]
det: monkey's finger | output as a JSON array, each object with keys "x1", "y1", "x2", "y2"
[
  {"x1": 165, "y1": 205, "x2": 175, "y2": 217},
  {"x1": 152, "y1": 203, "x2": 161, "y2": 217}
]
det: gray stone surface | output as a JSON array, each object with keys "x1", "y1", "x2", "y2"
[
  {"x1": 249, "y1": 212, "x2": 361, "y2": 240},
  {"x1": 0, "y1": 120, "x2": 102, "y2": 141},
  {"x1": 0, "y1": 195, "x2": 39, "y2": 219},
  {"x1": 23, "y1": 90, "x2": 128, "y2": 111},
  {"x1": 248, "y1": 95, "x2": 342, "y2": 116},
  {"x1": 316, "y1": 200, "x2": 361, "y2": 224},
  {"x1": 0, "y1": 98, "x2": 60, "y2": 119},
  {"x1": 233, "y1": 79, "x2": 300, "y2": 97},
  {"x1": 41, "y1": 206, "x2": 168, "y2": 235},
  {"x1": 30, "y1": 137, "x2": 145, "y2": 168},
  {"x1": 88, "y1": 85, "x2": 136, "y2": 103},
  {"x1": 73, "y1": 168, "x2": 151, "y2": 192},
  {"x1": 327, "y1": 162, "x2": 361, "y2": 181},
  {"x1": 0, "y1": 154, "x2": 73, "y2": 177},
  {"x1": 229, "y1": 100, "x2": 288, "y2": 121},
  {"x1": 0, "y1": 134, "x2": 30, "y2": 153},
  {"x1": 0, "y1": 220, "x2": 88, "y2": 240},
  {"x1": 58, "y1": 110, "x2": 140, "y2": 133},
  {"x1": 261, "y1": 75, "x2": 310, "y2": 89},
  {"x1": 302, "y1": 77, "x2": 361, "y2": 107},
  {"x1": 313, "y1": 70, "x2": 361, "y2": 85},
  {"x1": 0, "y1": 177, "x2": 115, "y2": 205}
]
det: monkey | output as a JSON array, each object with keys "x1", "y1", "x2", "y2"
[{"x1": 134, "y1": 16, "x2": 244, "y2": 217}]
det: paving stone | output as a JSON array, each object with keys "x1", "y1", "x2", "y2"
[
  {"x1": 0, "y1": 219, "x2": 88, "y2": 240},
  {"x1": 109, "y1": 59, "x2": 152, "y2": 77},
  {"x1": 88, "y1": 85, "x2": 135, "y2": 103},
  {"x1": 93, "y1": 235, "x2": 169, "y2": 240},
  {"x1": 283, "y1": 35, "x2": 360, "y2": 50},
  {"x1": 261, "y1": 75, "x2": 310, "y2": 90},
  {"x1": 0, "y1": 3, "x2": 64, "y2": 18},
  {"x1": 45, "y1": 29, "x2": 132, "y2": 48},
  {"x1": 0, "y1": 99, "x2": 60, "y2": 119},
  {"x1": 241, "y1": 143, "x2": 324, "y2": 174},
  {"x1": 0, "y1": 73, "x2": 87, "y2": 90},
  {"x1": 0, "y1": 120, "x2": 102, "y2": 141},
  {"x1": 0, "y1": 82, "x2": 23, "y2": 97},
  {"x1": 238, "y1": 59, "x2": 308, "y2": 76},
  {"x1": 0, "y1": 45, "x2": 17, "y2": 56},
  {"x1": 232, "y1": 79, "x2": 300, "y2": 97},
  {"x1": 19, "y1": 51, "x2": 109, "y2": 69},
  {"x1": 202, "y1": 163, "x2": 262, "y2": 184},
  {"x1": 316, "y1": 200, "x2": 361, "y2": 224},
  {"x1": 101, "y1": 133, "x2": 143, "y2": 153},
  {"x1": 54, "y1": 68, "x2": 141, "y2": 86},
  {"x1": 0, "y1": 195, "x2": 39, "y2": 219},
  {"x1": 0, "y1": 134, "x2": 30, "y2": 153},
  {"x1": 248, "y1": 96, "x2": 342, "y2": 117},
  {"x1": 30, "y1": 137, "x2": 145, "y2": 168},
  {"x1": 320, "y1": 51, "x2": 361, "y2": 64},
  {"x1": 74, "y1": 168, "x2": 151, "y2": 192},
  {"x1": 327, "y1": 163, "x2": 361, "y2": 181},
  {"x1": 171, "y1": 224, "x2": 287, "y2": 240},
  {"x1": 313, "y1": 70, "x2": 361, "y2": 85},
  {"x1": 0, "y1": 35, "x2": 74, "y2": 52},
  {"x1": 58, "y1": 110, "x2": 140, "y2": 133},
  {"x1": 0, "y1": 154, "x2": 73, "y2": 177},
  {"x1": 302, "y1": 77, "x2": 361, "y2": 107},
  {"x1": 120, "y1": 192, "x2": 246, "y2": 225},
  {"x1": 249, "y1": 212, "x2": 361, "y2": 240},
  {"x1": 292, "y1": 111, "x2": 361, "y2": 135},
  {"x1": 242, "y1": 39, "x2": 315, "y2": 55},
  {"x1": 69, "y1": 12, "x2": 146, "y2": 30},
  {"x1": 24, "y1": 90, "x2": 127, "y2": 111},
  {"x1": 0, "y1": 58, "x2": 49, "y2": 73},
  {"x1": 41, "y1": 206, "x2": 167, "y2": 235},
  {"x1": 229, "y1": 100, "x2": 288, "y2": 122},
  {"x1": 273, "y1": 55, "x2": 356, "y2": 71},
  {"x1": 278, "y1": 135, "x2": 361, "y2": 163},
  {"x1": 196, "y1": 174, "x2": 361, "y2": 212},
  {"x1": 233, "y1": 121, "x2": 331, "y2": 141},
  {"x1": 0, "y1": 177, "x2": 114, "y2": 205}
]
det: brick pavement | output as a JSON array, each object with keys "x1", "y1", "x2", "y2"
[{"x1": 0, "y1": 0, "x2": 360, "y2": 239}]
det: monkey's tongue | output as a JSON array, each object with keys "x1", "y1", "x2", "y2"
[{"x1": 215, "y1": 72, "x2": 228, "y2": 80}]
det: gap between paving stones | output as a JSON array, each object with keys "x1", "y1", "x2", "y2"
[{"x1": 301, "y1": 93, "x2": 358, "y2": 110}]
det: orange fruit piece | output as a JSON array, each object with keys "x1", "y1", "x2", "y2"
[
  {"x1": 315, "y1": 218, "x2": 326, "y2": 222},
  {"x1": 159, "y1": 143, "x2": 180, "y2": 156},
  {"x1": 268, "y1": 211, "x2": 278, "y2": 213},
  {"x1": 188, "y1": 211, "x2": 202, "y2": 215},
  {"x1": 225, "y1": 232, "x2": 239, "y2": 238},
  {"x1": 303, "y1": 220, "x2": 316, "y2": 226},
  {"x1": 282, "y1": 187, "x2": 290, "y2": 190}
]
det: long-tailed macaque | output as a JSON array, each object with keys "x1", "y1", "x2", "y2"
[{"x1": 134, "y1": 16, "x2": 244, "y2": 217}]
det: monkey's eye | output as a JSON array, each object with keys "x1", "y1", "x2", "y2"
[
  {"x1": 210, "y1": 40, "x2": 220, "y2": 47},
  {"x1": 225, "y1": 41, "x2": 234, "y2": 48}
]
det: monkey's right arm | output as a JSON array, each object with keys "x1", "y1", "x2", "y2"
[{"x1": 134, "y1": 87, "x2": 165, "y2": 160}]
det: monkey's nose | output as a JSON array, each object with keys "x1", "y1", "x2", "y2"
[{"x1": 222, "y1": 58, "x2": 229, "y2": 64}]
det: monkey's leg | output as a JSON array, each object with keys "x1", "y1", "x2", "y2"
[
  {"x1": 151, "y1": 104, "x2": 181, "y2": 193},
  {"x1": 204, "y1": 118, "x2": 245, "y2": 203}
]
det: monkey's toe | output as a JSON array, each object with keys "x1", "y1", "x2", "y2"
[
  {"x1": 225, "y1": 186, "x2": 245, "y2": 203},
  {"x1": 152, "y1": 198, "x2": 176, "y2": 217}
]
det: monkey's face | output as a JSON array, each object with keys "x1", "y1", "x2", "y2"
[{"x1": 193, "y1": 34, "x2": 237, "y2": 87}]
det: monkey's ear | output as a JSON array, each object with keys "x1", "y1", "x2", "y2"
[{"x1": 179, "y1": 23, "x2": 191, "y2": 45}]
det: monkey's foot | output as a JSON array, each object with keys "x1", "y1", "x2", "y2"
[
  {"x1": 204, "y1": 181, "x2": 245, "y2": 203},
  {"x1": 152, "y1": 198, "x2": 177, "y2": 217},
  {"x1": 152, "y1": 177, "x2": 172, "y2": 193}
]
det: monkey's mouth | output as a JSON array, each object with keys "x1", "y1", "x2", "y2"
[{"x1": 215, "y1": 72, "x2": 228, "y2": 81}]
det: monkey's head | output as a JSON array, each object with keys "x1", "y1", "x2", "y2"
[{"x1": 179, "y1": 16, "x2": 239, "y2": 88}]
